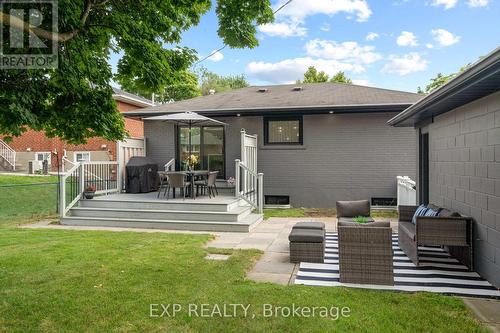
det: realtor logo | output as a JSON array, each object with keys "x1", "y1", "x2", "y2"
[{"x1": 0, "y1": 0, "x2": 58, "y2": 69}]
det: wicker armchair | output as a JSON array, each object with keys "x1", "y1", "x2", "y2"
[
  {"x1": 398, "y1": 205, "x2": 473, "y2": 270},
  {"x1": 338, "y1": 221, "x2": 394, "y2": 285}
]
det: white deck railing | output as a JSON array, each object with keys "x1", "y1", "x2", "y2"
[
  {"x1": 397, "y1": 176, "x2": 417, "y2": 206},
  {"x1": 164, "y1": 158, "x2": 175, "y2": 171},
  {"x1": 235, "y1": 159, "x2": 263, "y2": 213},
  {"x1": 60, "y1": 161, "x2": 119, "y2": 217},
  {"x1": 0, "y1": 139, "x2": 16, "y2": 170}
]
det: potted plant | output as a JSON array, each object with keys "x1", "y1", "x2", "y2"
[
  {"x1": 186, "y1": 154, "x2": 200, "y2": 171},
  {"x1": 353, "y1": 216, "x2": 369, "y2": 224},
  {"x1": 83, "y1": 185, "x2": 96, "y2": 199}
]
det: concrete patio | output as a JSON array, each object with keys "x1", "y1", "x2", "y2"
[{"x1": 207, "y1": 217, "x2": 399, "y2": 285}]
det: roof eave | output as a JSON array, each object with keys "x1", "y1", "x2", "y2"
[
  {"x1": 388, "y1": 47, "x2": 500, "y2": 127},
  {"x1": 112, "y1": 94, "x2": 155, "y2": 108},
  {"x1": 123, "y1": 103, "x2": 414, "y2": 118}
]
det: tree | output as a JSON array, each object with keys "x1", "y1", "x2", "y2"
[
  {"x1": 302, "y1": 66, "x2": 329, "y2": 83},
  {"x1": 120, "y1": 71, "x2": 201, "y2": 103},
  {"x1": 418, "y1": 64, "x2": 471, "y2": 94},
  {"x1": 198, "y1": 68, "x2": 249, "y2": 95},
  {"x1": 299, "y1": 67, "x2": 352, "y2": 84},
  {"x1": 330, "y1": 71, "x2": 352, "y2": 84},
  {"x1": 0, "y1": 0, "x2": 273, "y2": 143}
]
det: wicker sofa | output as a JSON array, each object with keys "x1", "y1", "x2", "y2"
[
  {"x1": 338, "y1": 221, "x2": 394, "y2": 285},
  {"x1": 398, "y1": 205, "x2": 473, "y2": 270}
]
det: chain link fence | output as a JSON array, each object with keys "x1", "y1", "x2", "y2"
[{"x1": 0, "y1": 181, "x2": 60, "y2": 223}]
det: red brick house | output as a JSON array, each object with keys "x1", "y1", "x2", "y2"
[{"x1": 0, "y1": 88, "x2": 153, "y2": 172}]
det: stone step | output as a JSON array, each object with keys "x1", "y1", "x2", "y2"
[
  {"x1": 69, "y1": 205, "x2": 252, "y2": 222},
  {"x1": 61, "y1": 213, "x2": 263, "y2": 233},
  {"x1": 79, "y1": 197, "x2": 241, "y2": 212}
]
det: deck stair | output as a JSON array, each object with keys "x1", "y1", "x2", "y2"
[
  {"x1": 61, "y1": 194, "x2": 263, "y2": 232},
  {"x1": 0, "y1": 139, "x2": 16, "y2": 171}
]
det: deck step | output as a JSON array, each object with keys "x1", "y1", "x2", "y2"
[
  {"x1": 69, "y1": 206, "x2": 252, "y2": 222},
  {"x1": 61, "y1": 213, "x2": 263, "y2": 233},
  {"x1": 79, "y1": 198, "x2": 241, "y2": 212}
]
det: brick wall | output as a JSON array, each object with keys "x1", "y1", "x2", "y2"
[
  {"x1": 423, "y1": 90, "x2": 500, "y2": 287},
  {"x1": 1, "y1": 100, "x2": 145, "y2": 170}
]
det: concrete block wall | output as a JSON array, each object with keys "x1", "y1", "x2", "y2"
[{"x1": 424, "y1": 90, "x2": 500, "y2": 287}]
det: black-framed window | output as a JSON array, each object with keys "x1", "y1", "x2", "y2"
[{"x1": 264, "y1": 116, "x2": 303, "y2": 145}]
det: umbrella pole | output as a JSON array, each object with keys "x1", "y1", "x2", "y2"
[{"x1": 188, "y1": 121, "x2": 192, "y2": 170}]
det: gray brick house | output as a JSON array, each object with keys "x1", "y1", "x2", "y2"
[
  {"x1": 124, "y1": 83, "x2": 421, "y2": 208},
  {"x1": 389, "y1": 47, "x2": 500, "y2": 287}
]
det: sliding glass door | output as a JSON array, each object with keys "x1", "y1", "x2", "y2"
[{"x1": 178, "y1": 126, "x2": 225, "y2": 178}]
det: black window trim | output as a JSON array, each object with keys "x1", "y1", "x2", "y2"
[{"x1": 263, "y1": 115, "x2": 303, "y2": 145}]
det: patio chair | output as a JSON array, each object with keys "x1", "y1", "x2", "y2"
[
  {"x1": 336, "y1": 200, "x2": 375, "y2": 223},
  {"x1": 195, "y1": 171, "x2": 218, "y2": 198},
  {"x1": 157, "y1": 171, "x2": 169, "y2": 198},
  {"x1": 338, "y1": 221, "x2": 394, "y2": 285},
  {"x1": 165, "y1": 172, "x2": 191, "y2": 200}
]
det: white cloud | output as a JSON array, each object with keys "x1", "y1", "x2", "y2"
[
  {"x1": 382, "y1": 52, "x2": 428, "y2": 75},
  {"x1": 259, "y1": 21, "x2": 307, "y2": 37},
  {"x1": 431, "y1": 29, "x2": 461, "y2": 46},
  {"x1": 431, "y1": 0, "x2": 458, "y2": 9},
  {"x1": 467, "y1": 0, "x2": 489, "y2": 7},
  {"x1": 207, "y1": 51, "x2": 224, "y2": 62},
  {"x1": 305, "y1": 39, "x2": 382, "y2": 64},
  {"x1": 426, "y1": 43, "x2": 434, "y2": 49},
  {"x1": 396, "y1": 31, "x2": 418, "y2": 47},
  {"x1": 260, "y1": 0, "x2": 372, "y2": 38},
  {"x1": 275, "y1": 0, "x2": 372, "y2": 22},
  {"x1": 365, "y1": 32, "x2": 379, "y2": 41},
  {"x1": 246, "y1": 57, "x2": 365, "y2": 84},
  {"x1": 320, "y1": 23, "x2": 331, "y2": 32}
]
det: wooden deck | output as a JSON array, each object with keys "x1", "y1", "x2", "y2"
[{"x1": 61, "y1": 191, "x2": 263, "y2": 232}]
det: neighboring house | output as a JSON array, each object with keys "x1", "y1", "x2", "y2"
[
  {"x1": 0, "y1": 88, "x2": 153, "y2": 172},
  {"x1": 389, "y1": 47, "x2": 500, "y2": 287},
  {"x1": 124, "y1": 83, "x2": 423, "y2": 207}
]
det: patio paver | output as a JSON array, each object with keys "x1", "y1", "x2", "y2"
[{"x1": 462, "y1": 298, "x2": 500, "y2": 333}]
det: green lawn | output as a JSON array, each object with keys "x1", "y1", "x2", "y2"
[
  {"x1": 0, "y1": 227, "x2": 485, "y2": 332},
  {"x1": 0, "y1": 175, "x2": 484, "y2": 332},
  {"x1": 0, "y1": 175, "x2": 59, "y2": 226},
  {"x1": 264, "y1": 207, "x2": 398, "y2": 220}
]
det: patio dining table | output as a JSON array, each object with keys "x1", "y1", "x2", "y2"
[{"x1": 160, "y1": 170, "x2": 209, "y2": 198}]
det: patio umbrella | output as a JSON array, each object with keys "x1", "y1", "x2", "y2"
[{"x1": 145, "y1": 112, "x2": 227, "y2": 169}]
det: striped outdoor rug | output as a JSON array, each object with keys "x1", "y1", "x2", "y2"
[{"x1": 294, "y1": 232, "x2": 500, "y2": 299}]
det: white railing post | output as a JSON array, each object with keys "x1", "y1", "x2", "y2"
[
  {"x1": 240, "y1": 129, "x2": 246, "y2": 164},
  {"x1": 235, "y1": 159, "x2": 241, "y2": 198},
  {"x1": 80, "y1": 163, "x2": 85, "y2": 194},
  {"x1": 258, "y1": 172, "x2": 264, "y2": 213},
  {"x1": 60, "y1": 174, "x2": 66, "y2": 218}
]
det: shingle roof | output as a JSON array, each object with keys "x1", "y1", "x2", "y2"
[{"x1": 123, "y1": 82, "x2": 423, "y2": 116}]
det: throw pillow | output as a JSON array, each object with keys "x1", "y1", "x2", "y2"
[{"x1": 412, "y1": 204, "x2": 428, "y2": 224}]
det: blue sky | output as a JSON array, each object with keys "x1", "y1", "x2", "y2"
[{"x1": 111, "y1": 0, "x2": 500, "y2": 93}]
